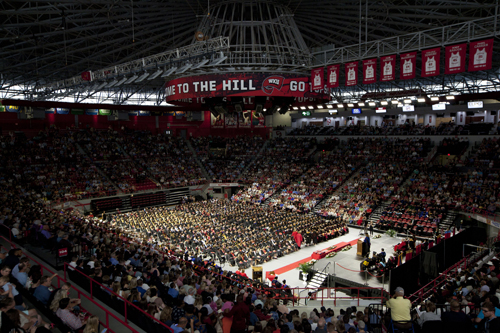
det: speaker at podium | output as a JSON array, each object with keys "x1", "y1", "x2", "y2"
[{"x1": 252, "y1": 266, "x2": 263, "y2": 282}]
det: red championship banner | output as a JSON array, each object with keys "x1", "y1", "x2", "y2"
[
  {"x1": 469, "y1": 38, "x2": 494, "y2": 72},
  {"x1": 326, "y1": 65, "x2": 340, "y2": 88},
  {"x1": 362, "y1": 58, "x2": 377, "y2": 84},
  {"x1": 400, "y1": 52, "x2": 417, "y2": 80},
  {"x1": 421, "y1": 47, "x2": 440, "y2": 77},
  {"x1": 345, "y1": 62, "x2": 358, "y2": 86},
  {"x1": 445, "y1": 43, "x2": 466, "y2": 74},
  {"x1": 380, "y1": 55, "x2": 396, "y2": 82},
  {"x1": 81, "y1": 71, "x2": 91, "y2": 81},
  {"x1": 311, "y1": 67, "x2": 324, "y2": 90},
  {"x1": 225, "y1": 113, "x2": 238, "y2": 128}
]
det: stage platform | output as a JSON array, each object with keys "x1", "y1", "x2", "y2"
[{"x1": 224, "y1": 228, "x2": 407, "y2": 293}]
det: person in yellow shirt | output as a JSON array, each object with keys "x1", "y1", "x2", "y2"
[{"x1": 386, "y1": 287, "x2": 412, "y2": 330}]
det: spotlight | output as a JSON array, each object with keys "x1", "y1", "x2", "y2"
[
  {"x1": 430, "y1": 96, "x2": 439, "y2": 101},
  {"x1": 446, "y1": 95, "x2": 455, "y2": 100},
  {"x1": 380, "y1": 101, "x2": 388, "y2": 106}
]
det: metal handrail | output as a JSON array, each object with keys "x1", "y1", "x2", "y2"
[{"x1": 0, "y1": 237, "x2": 140, "y2": 333}]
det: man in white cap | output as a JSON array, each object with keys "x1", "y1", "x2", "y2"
[{"x1": 386, "y1": 287, "x2": 412, "y2": 329}]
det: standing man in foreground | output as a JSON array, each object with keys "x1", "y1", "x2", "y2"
[{"x1": 386, "y1": 287, "x2": 412, "y2": 330}]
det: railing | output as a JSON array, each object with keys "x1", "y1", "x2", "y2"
[
  {"x1": 0, "y1": 236, "x2": 140, "y2": 333},
  {"x1": 0, "y1": 223, "x2": 13, "y2": 242},
  {"x1": 408, "y1": 250, "x2": 487, "y2": 304},
  {"x1": 64, "y1": 263, "x2": 173, "y2": 333},
  {"x1": 266, "y1": 286, "x2": 388, "y2": 307},
  {"x1": 298, "y1": 262, "x2": 332, "y2": 303}
]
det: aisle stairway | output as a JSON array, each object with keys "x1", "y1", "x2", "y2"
[
  {"x1": 299, "y1": 269, "x2": 329, "y2": 305},
  {"x1": 235, "y1": 139, "x2": 269, "y2": 183},
  {"x1": 185, "y1": 139, "x2": 211, "y2": 181}
]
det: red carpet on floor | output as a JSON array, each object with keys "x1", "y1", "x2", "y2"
[{"x1": 270, "y1": 238, "x2": 359, "y2": 276}]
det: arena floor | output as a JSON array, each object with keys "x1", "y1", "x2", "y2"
[{"x1": 232, "y1": 228, "x2": 406, "y2": 293}]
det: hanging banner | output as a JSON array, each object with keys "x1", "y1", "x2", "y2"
[
  {"x1": 345, "y1": 62, "x2": 358, "y2": 86},
  {"x1": 71, "y1": 108, "x2": 85, "y2": 115},
  {"x1": 165, "y1": 73, "x2": 330, "y2": 104},
  {"x1": 469, "y1": 38, "x2": 494, "y2": 72},
  {"x1": 138, "y1": 110, "x2": 150, "y2": 116},
  {"x1": 225, "y1": 113, "x2": 238, "y2": 128},
  {"x1": 56, "y1": 108, "x2": 70, "y2": 115},
  {"x1": 445, "y1": 43, "x2": 466, "y2": 74},
  {"x1": 400, "y1": 52, "x2": 417, "y2": 80},
  {"x1": 81, "y1": 71, "x2": 91, "y2": 81},
  {"x1": 0, "y1": 106, "x2": 5, "y2": 112},
  {"x1": 380, "y1": 55, "x2": 396, "y2": 82},
  {"x1": 45, "y1": 108, "x2": 55, "y2": 114},
  {"x1": 175, "y1": 111, "x2": 186, "y2": 117},
  {"x1": 362, "y1": 58, "x2": 377, "y2": 84},
  {"x1": 98, "y1": 109, "x2": 112, "y2": 116},
  {"x1": 164, "y1": 111, "x2": 175, "y2": 116},
  {"x1": 326, "y1": 65, "x2": 340, "y2": 88},
  {"x1": 85, "y1": 109, "x2": 98, "y2": 115},
  {"x1": 5, "y1": 105, "x2": 20, "y2": 113},
  {"x1": 128, "y1": 111, "x2": 138, "y2": 116},
  {"x1": 421, "y1": 47, "x2": 440, "y2": 77},
  {"x1": 211, "y1": 113, "x2": 225, "y2": 128},
  {"x1": 324, "y1": 117, "x2": 335, "y2": 127},
  {"x1": 252, "y1": 110, "x2": 265, "y2": 127},
  {"x1": 311, "y1": 67, "x2": 324, "y2": 90},
  {"x1": 238, "y1": 111, "x2": 251, "y2": 128}
]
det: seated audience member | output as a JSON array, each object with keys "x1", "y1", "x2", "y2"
[
  {"x1": 478, "y1": 301, "x2": 500, "y2": 333},
  {"x1": 316, "y1": 317, "x2": 327, "y2": 333},
  {"x1": 474, "y1": 295, "x2": 500, "y2": 324},
  {"x1": 34, "y1": 274, "x2": 57, "y2": 305},
  {"x1": 12, "y1": 259, "x2": 30, "y2": 287},
  {"x1": 56, "y1": 298, "x2": 86, "y2": 330},
  {"x1": 3, "y1": 249, "x2": 22, "y2": 269},
  {"x1": 171, "y1": 317, "x2": 189, "y2": 333},
  {"x1": 441, "y1": 300, "x2": 470, "y2": 324},
  {"x1": 416, "y1": 301, "x2": 441, "y2": 328},
  {"x1": 385, "y1": 287, "x2": 412, "y2": 329}
]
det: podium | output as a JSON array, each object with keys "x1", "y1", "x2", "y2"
[
  {"x1": 252, "y1": 266, "x2": 263, "y2": 282},
  {"x1": 357, "y1": 239, "x2": 364, "y2": 256}
]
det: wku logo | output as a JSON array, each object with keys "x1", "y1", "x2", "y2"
[{"x1": 262, "y1": 76, "x2": 284, "y2": 95}]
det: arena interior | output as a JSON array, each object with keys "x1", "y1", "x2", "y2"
[{"x1": 1, "y1": 1, "x2": 500, "y2": 333}]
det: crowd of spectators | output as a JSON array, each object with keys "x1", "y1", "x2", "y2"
[
  {"x1": 317, "y1": 138, "x2": 431, "y2": 225},
  {"x1": 121, "y1": 131, "x2": 205, "y2": 187},
  {"x1": 234, "y1": 138, "x2": 316, "y2": 203},
  {"x1": 288, "y1": 123, "x2": 459, "y2": 137},
  {"x1": 0, "y1": 128, "x2": 117, "y2": 201},
  {"x1": 266, "y1": 150, "x2": 361, "y2": 213},
  {"x1": 3, "y1": 126, "x2": 500, "y2": 333},
  {"x1": 380, "y1": 252, "x2": 500, "y2": 332},
  {"x1": 191, "y1": 136, "x2": 265, "y2": 183}
]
